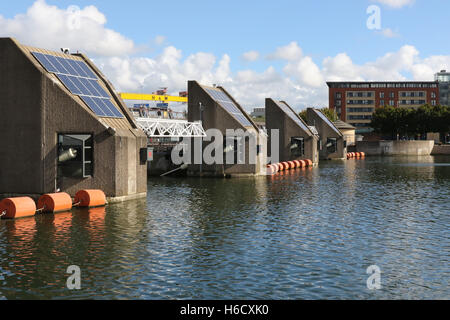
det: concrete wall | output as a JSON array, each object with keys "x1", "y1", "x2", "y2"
[
  {"x1": 356, "y1": 140, "x2": 435, "y2": 156},
  {"x1": 187, "y1": 81, "x2": 266, "y2": 176},
  {"x1": 340, "y1": 128, "x2": 356, "y2": 146},
  {"x1": 306, "y1": 108, "x2": 346, "y2": 160},
  {"x1": 0, "y1": 38, "x2": 44, "y2": 195},
  {"x1": 265, "y1": 99, "x2": 318, "y2": 164},
  {"x1": 0, "y1": 38, "x2": 147, "y2": 200},
  {"x1": 431, "y1": 145, "x2": 450, "y2": 155}
]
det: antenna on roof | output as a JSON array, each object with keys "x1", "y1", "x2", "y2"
[{"x1": 61, "y1": 48, "x2": 70, "y2": 54}]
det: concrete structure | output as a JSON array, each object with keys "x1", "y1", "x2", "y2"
[
  {"x1": 431, "y1": 145, "x2": 450, "y2": 155},
  {"x1": 265, "y1": 99, "x2": 319, "y2": 164},
  {"x1": 187, "y1": 81, "x2": 267, "y2": 177},
  {"x1": 334, "y1": 120, "x2": 356, "y2": 147},
  {"x1": 306, "y1": 108, "x2": 346, "y2": 160},
  {"x1": 0, "y1": 38, "x2": 147, "y2": 201},
  {"x1": 435, "y1": 70, "x2": 450, "y2": 107},
  {"x1": 327, "y1": 81, "x2": 440, "y2": 133},
  {"x1": 356, "y1": 140, "x2": 435, "y2": 156}
]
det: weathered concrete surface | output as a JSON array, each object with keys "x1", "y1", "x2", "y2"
[
  {"x1": 0, "y1": 38, "x2": 147, "y2": 199},
  {"x1": 356, "y1": 140, "x2": 435, "y2": 156},
  {"x1": 431, "y1": 145, "x2": 450, "y2": 155},
  {"x1": 265, "y1": 99, "x2": 319, "y2": 164}
]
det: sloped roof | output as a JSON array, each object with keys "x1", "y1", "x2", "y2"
[{"x1": 333, "y1": 119, "x2": 356, "y2": 130}]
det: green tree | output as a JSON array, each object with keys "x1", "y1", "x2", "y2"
[
  {"x1": 299, "y1": 110, "x2": 307, "y2": 122},
  {"x1": 370, "y1": 105, "x2": 450, "y2": 140}
]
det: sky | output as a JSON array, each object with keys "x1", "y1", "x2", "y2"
[{"x1": 1, "y1": 0, "x2": 450, "y2": 112}]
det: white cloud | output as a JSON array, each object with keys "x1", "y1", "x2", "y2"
[
  {"x1": 268, "y1": 41, "x2": 303, "y2": 61},
  {"x1": 241, "y1": 50, "x2": 260, "y2": 62},
  {"x1": 373, "y1": 0, "x2": 414, "y2": 9},
  {"x1": 0, "y1": 0, "x2": 135, "y2": 56},
  {"x1": 96, "y1": 44, "x2": 450, "y2": 111},
  {"x1": 154, "y1": 35, "x2": 166, "y2": 46},
  {"x1": 380, "y1": 28, "x2": 400, "y2": 38},
  {"x1": 3, "y1": 1, "x2": 450, "y2": 113}
]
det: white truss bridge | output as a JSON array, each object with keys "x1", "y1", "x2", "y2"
[{"x1": 135, "y1": 118, "x2": 206, "y2": 138}]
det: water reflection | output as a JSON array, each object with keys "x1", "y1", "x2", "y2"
[{"x1": 0, "y1": 156, "x2": 449, "y2": 299}]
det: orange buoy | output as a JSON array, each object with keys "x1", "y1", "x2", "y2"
[
  {"x1": 299, "y1": 160, "x2": 305, "y2": 167},
  {"x1": 37, "y1": 193, "x2": 72, "y2": 213},
  {"x1": 293, "y1": 160, "x2": 301, "y2": 168},
  {"x1": 305, "y1": 159, "x2": 313, "y2": 167},
  {"x1": 360, "y1": 152, "x2": 366, "y2": 157},
  {"x1": 288, "y1": 161, "x2": 296, "y2": 169},
  {"x1": 355, "y1": 152, "x2": 361, "y2": 158},
  {"x1": 347, "y1": 153, "x2": 351, "y2": 159},
  {"x1": 74, "y1": 190, "x2": 107, "y2": 208},
  {"x1": 266, "y1": 164, "x2": 276, "y2": 175},
  {"x1": 0, "y1": 197, "x2": 36, "y2": 219}
]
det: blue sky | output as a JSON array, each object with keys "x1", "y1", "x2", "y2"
[{"x1": 1, "y1": 0, "x2": 449, "y2": 109}]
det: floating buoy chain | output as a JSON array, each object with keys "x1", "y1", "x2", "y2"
[
  {"x1": 347, "y1": 152, "x2": 366, "y2": 159},
  {"x1": 0, "y1": 190, "x2": 107, "y2": 220},
  {"x1": 35, "y1": 205, "x2": 46, "y2": 214},
  {"x1": 266, "y1": 159, "x2": 313, "y2": 175}
]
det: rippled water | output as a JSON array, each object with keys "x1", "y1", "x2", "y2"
[{"x1": 0, "y1": 156, "x2": 449, "y2": 300}]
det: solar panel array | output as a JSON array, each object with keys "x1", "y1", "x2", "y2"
[
  {"x1": 276, "y1": 101, "x2": 310, "y2": 133},
  {"x1": 314, "y1": 109, "x2": 341, "y2": 135},
  {"x1": 204, "y1": 88, "x2": 252, "y2": 127},
  {"x1": 32, "y1": 52, "x2": 123, "y2": 118}
]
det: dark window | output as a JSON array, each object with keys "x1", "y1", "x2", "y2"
[
  {"x1": 58, "y1": 134, "x2": 93, "y2": 178},
  {"x1": 326, "y1": 138, "x2": 337, "y2": 154},
  {"x1": 290, "y1": 137, "x2": 305, "y2": 157}
]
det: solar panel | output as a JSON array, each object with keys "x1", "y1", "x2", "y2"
[
  {"x1": 276, "y1": 101, "x2": 310, "y2": 132},
  {"x1": 204, "y1": 87, "x2": 252, "y2": 127},
  {"x1": 314, "y1": 109, "x2": 341, "y2": 135},
  {"x1": 32, "y1": 52, "x2": 123, "y2": 118}
]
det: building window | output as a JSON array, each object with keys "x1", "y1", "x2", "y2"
[
  {"x1": 389, "y1": 92, "x2": 395, "y2": 98},
  {"x1": 389, "y1": 100, "x2": 395, "y2": 106},
  {"x1": 431, "y1": 92, "x2": 436, "y2": 98},
  {"x1": 380, "y1": 100, "x2": 385, "y2": 106},
  {"x1": 290, "y1": 137, "x2": 305, "y2": 157},
  {"x1": 431, "y1": 100, "x2": 436, "y2": 106},
  {"x1": 335, "y1": 92, "x2": 342, "y2": 99},
  {"x1": 58, "y1": 134, "x2": 93, "y2": 178},
  {"x1": 380, "y1": 92, "x2": 385, "y2": 98},
  {"x1": 326, "y1": 138, "x2": 337, "y2": 154}
]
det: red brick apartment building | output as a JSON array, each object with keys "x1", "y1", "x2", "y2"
[{"x1": 327, "y1": 81, "x2": 439, "y2": 133}]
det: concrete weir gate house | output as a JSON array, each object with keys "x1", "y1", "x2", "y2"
[
  {"x1": 187, "y1": 81, "x2": 267, "y2": 177},
  {"x1": 265, "y1": 99, "x2": 319, "y2": 165},
  {"x1": 0, "y1": 38, "x2": 147, "y2": 201},
  {"x1": 306, "y1": 108, "x2": 346, "y2": 160}
]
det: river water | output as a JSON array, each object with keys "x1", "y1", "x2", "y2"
[{"x1": 0, "y1": 156, "x2": 449, "y2": 299}]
